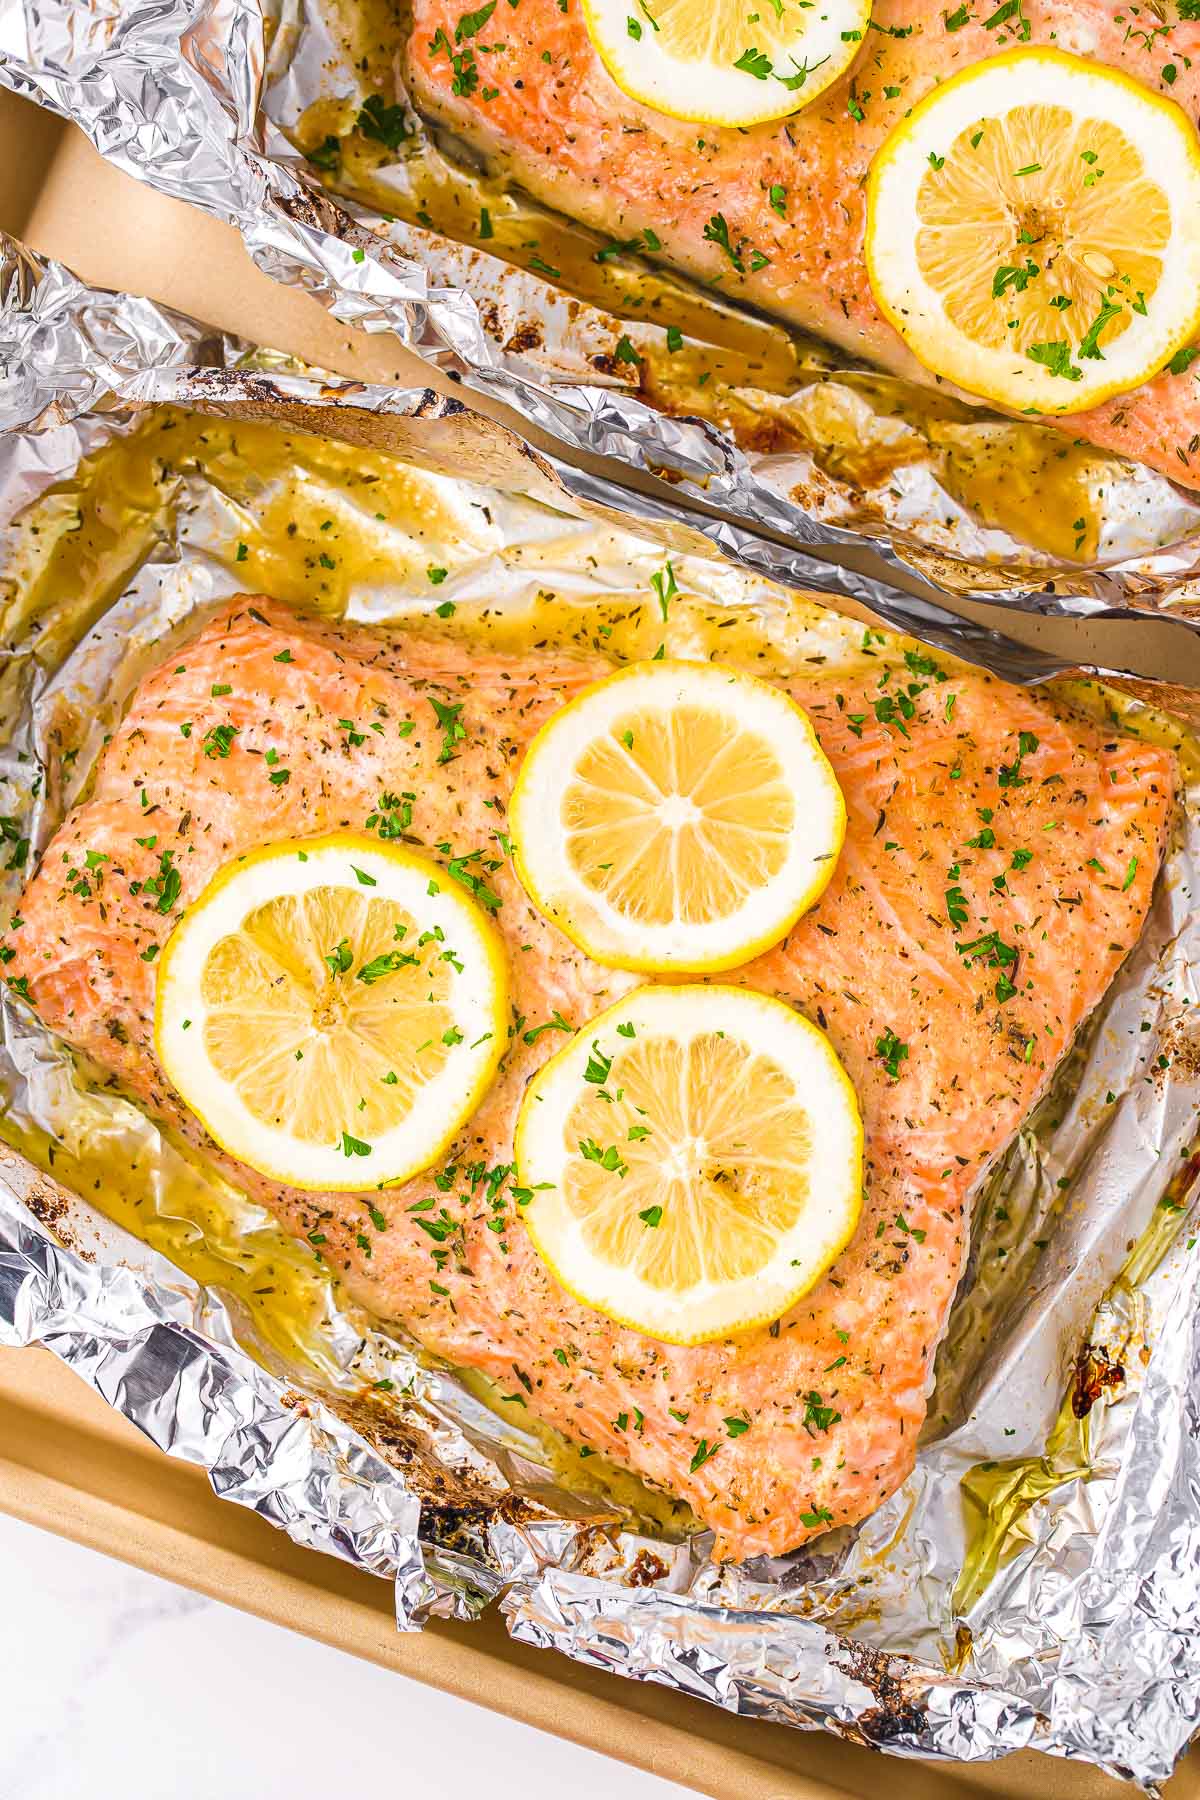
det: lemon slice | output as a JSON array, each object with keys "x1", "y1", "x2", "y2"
[
  {"x1": 154, "y1": 833, "x2": 507, "y2": 1191},
  {"x1": 581, "y1": 0, "x2": 869, "y2": 127},
  {"x1": 510, "y1": 660, "x2": 844, "y2": 974},
  {"x1": 515, "y1": 985, "x2": 863, "y2": 1344},
  {"x1": 865, "y1": 48, "x2": 1200, "y2": 415}
]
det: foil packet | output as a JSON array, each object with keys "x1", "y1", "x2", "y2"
[
  {"x1": 7, "y1": 0, "x2": 1200, "y2": 645},
  {"x1": 3, "y1": 240, "x2": 1200, "y2": 1792}
]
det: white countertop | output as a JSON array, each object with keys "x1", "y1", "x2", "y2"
[{"x1": 0, "y1": 1510, "x2": 695, "y2": 1800}]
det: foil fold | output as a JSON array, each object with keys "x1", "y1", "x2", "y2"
[
  {"x1": 1, "y1": 239, "x2": 1200, "y2": 1789},
  {"x1": 8, "y1": 0, "x2": 1200, "y2": 648},
  {"x1": 0, "y1": 1174, "x2": 436, "y2": 1626}
]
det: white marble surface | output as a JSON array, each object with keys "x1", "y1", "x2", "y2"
[{"x1": 0, "y1": 1510, "x2": 694, "y2": 1800}]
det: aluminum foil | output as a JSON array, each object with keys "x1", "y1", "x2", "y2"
[
  {"x1": 9, "y1": 0, "x2": 1200, "y2": 652},
  {"x1": 3, "y1": 240, "x2": 1200, "y2": 1790}
]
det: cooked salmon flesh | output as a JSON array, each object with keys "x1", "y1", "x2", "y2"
[
  {"x1": 6, "y1": 598, "x2": 1174, "y2": 1557},
  {"x1": 407, "y1": 0, "x2": 1200, "y2": 490}
]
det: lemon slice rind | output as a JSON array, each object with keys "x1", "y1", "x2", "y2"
[
  {"x1": 581, "y1": 0, "x2": 870, "y2": 128},
  {"x1": 515, "y1": 984, "x2": 863, "y2": 1345},
  {"x1": 866, "y1": 48, "x2": 1200, "y2": 415},
  {"x1": 510, "y1": 659, "x2": 845, "y2": 975},
  {"x1": 154, "y1": 833, "x2": 508, "y2": 1192}
]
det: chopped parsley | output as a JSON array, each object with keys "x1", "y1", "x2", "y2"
[
  {"x1": 445, "y1": 846, "x2": 502, "y2": 910},
  {"x1": 650, "y1": 559, "x2": 678, "y2": 622},
  {"x1": 733, "y1": 45, "x2": 773, "y2": 79},
  {"x1": 144, "y1": 851, "x2": 181, "y2": 916},
  {"x1": 578, "y1": 1137, "x2": 627, "y2": 1175},
  {"x1": 324, "y1": 937, "x2": 353, "y2": 978},
  {"x1": 1077, "y1": 300, "x2": 1122, "y2": 362},
  {"x1": 998, "y1": 729, "x2": 1038, "y2": 788},
  {"x1": 992, "y1": 259, "x2": 1039, "y2": 299},
  {"x1": 357, "y1": 948, "x2": 419, "y2": 984},
  {"x1": 802, "y1": 1392, "x2": 842, "y2": 1434},
  {"x1": 523, "y1": 1010, "x2": 572, "y2": 1044},
  {"x1": 874, "y1": 1027, "x2": 910, "y2": 1079},
  {"x1": 202, "y1": 723, "x2": 238, "y2": 759},
  {"x1": 703, "y1": 212, "x2": 742, "y2": 272},
  {"x1": 357, "y1": 93, "x2": 410, "y2": 150},
  {"x1": 430, "y1": 696, "x2": 467, "y2": 763}
]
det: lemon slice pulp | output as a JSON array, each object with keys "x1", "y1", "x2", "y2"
[
  {"x1": 509, "y1": 660, "x2": 845, "y2": 974},
  {"x1": 154, "y1": 833, "x2": 507, "y2": 1190},
  {"x1": 581, "y1": 0, "x2": 869, "y2": 127},
  {"x1": 866, "y1": 48, "x2": 1200, "y2": 415},
  {"x1": 515, "y1": 985, "x2": 863, "y2": 1344}
]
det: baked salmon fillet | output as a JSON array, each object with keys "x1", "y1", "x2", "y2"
[
  {"x1": 5, "y1": 597, "x2": 1175, "y2": 1558},
  {"x1": 407, "y1": 0, "x2": 1200, "y2": 489}
]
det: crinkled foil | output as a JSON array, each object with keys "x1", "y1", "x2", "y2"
[
  {"x1": 8, "y1": 0, "x2": 1200, "y2": 654},
  {"x1": 3, "y1": 240, "x2": 1200, "y2": 1791}
]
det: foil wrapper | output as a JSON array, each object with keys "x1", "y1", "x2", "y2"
[
  {"x1": 2, "y1": 240, "x2": 1200, "y2": 1790},
  {"x1": 8, "y1": 0, "x2": 1200, "y2": 655},
  {"x1": 0, "y1": 1167, "x2": 436, "y2": 1620}
]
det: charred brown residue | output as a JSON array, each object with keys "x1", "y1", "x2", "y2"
[
  {"x1": 568, "y1": 1522, "x2": 622, "y2": 1578},
  {"x1": 20, "y1": 1181, "x2": 93, "y2": 1259},
  {"x1": 425, "y1": 1488, "x2": 555, "y2": 1574},
  {"x1": 589, "y1": 350, "x2": 640, "y2": 386},
  {"x1": 832, "y1": 1642, "x2": 928, "y2": 1745},
  {"x1": 504, "y1": 322, "x2": 544, "y2": 356},
  {"x1": 948, "y1": 1621, "x2": 974, "y2": 1674},
  {"x1": 414, "y1": 388, "x2": 464, "y2": 420},
  {"x1": 318, "y1": 1384, "x2": 565, "y2": 1566},
  {"x1": 276, "y1": 186, "x2": 355, "y2": 236},
  {"x1": 1152, "y1": 1018, "x2": 1200, "y2": 1089},
  {"x1": 22, "y1": 1183, "x2": 69, "y2": 1232},
  {"x1": 1070, "y1": 1342, "x2": 1126, "y2": 1420},
  {"x1": 324, "y1": 1385, "x2": 507, "y2": 1512},
  {"x1": 178, "y1": 368, "x2": 292, "y2": 409},
  {"x1": 419, "y1": 1507, "x2": 494, "y2": 1566},
  {"x1": 625, "y1": 1548, "x2": 669, "y2": 1588}
]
